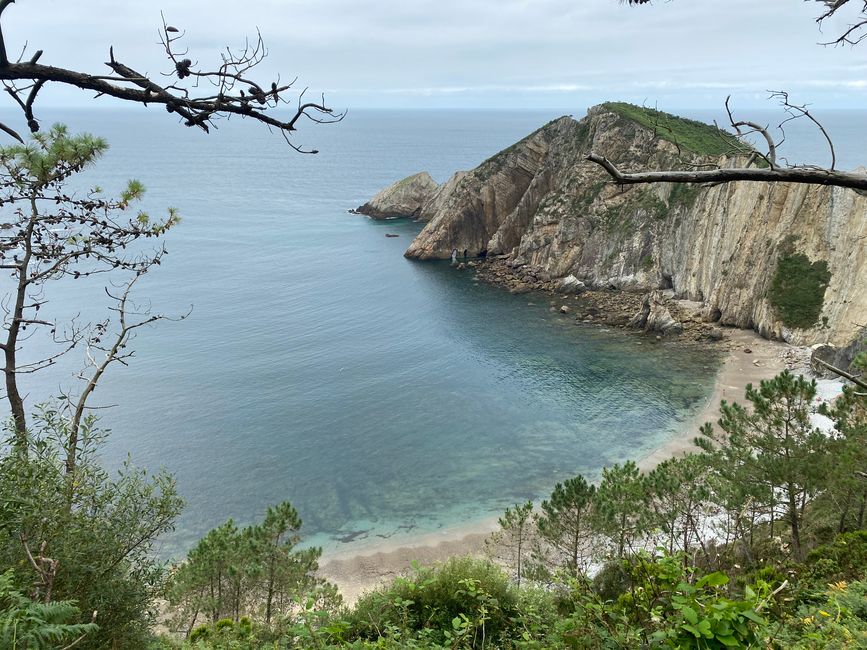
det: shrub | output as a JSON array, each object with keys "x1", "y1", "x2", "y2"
[
  {"x1": 774, "y1": 580, "x2": 867, "y2": 649},
  {"x1": 767, "y1": 251, "x2": 831, "y2": 329},
  {"x1": 801, "y1": 531, "x2": 867, "y2": 589},
  {"x1": 347, "y1": 557, "x2": 520, "y2": 647},
  {"x1": 0, "y1": 570, "x2": 98, "y2": 649}
]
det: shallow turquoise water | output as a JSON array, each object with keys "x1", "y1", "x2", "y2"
[{"x1": 1, "y1": 108, "x2": 732, "y2": 556}]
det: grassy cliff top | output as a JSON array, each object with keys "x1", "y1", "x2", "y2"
[{"x1": 599, "y1": 102, "x2": 747, "y2": 156}]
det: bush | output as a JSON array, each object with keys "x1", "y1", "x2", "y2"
[
  {"x1": 591, "y1": 560, "x2": 632, "y2": 602},
  {"x1": 767, "y1": 251, "x2": 831, "y2": 329},
  {"x1": 0, "y1": 410, "x2": 183, "y2": 649},
  {"x1": 0, "y1": 570, "x2": 98, "y2": 649},
  {"x1": 347, "y1": 557, "x2": 520, "y2": 647},
  {"x1": 801, "y1": 530, "x2": 867, "y2": 589},
  {"x1": 774, "y1": 580, "x2": 867, "y2": 649}
]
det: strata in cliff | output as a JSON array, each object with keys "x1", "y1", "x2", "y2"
[
  {"x1": 361, "y1": 103, "x2": 867, "y2": 353},
  {"x1": 355, "y1": 171, "x2": 439, "y2": 219}
]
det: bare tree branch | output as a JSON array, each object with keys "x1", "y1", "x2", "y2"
[
  {"x1": 0, "y1": 6, "x2": 343, "y2": 150},
  {"x1": 586, "y1": 152, "x2": 867, "y2": 190},
  {"x1": 63, "y1": 273, "x2": 189, "y2": 476},
  {"x1": 812, "y1": 356, "x2": 867, "y2": 390},
  {"x1": 625, "y1": 0, "x2": 867, "y2": 47},
  {"x1": 588, "y1": 92, "x2": 863, "y2": 191}
]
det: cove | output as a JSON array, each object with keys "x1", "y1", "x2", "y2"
[{"x1": 0, "y1": 108, "x2": 720, "y2": 557}]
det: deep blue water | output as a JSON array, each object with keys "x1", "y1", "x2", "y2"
[{"x1": 4, "y1": 106, "x2": 862, "y2": 557}]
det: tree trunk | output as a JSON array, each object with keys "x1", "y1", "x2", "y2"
[
  {"x1": 858, "y1": 489, "x2": 867, "y2": 529},
  {"x1": 265, "y1": 550, "x2": 277, "y2": 624},
  {"x1": 787, "y1": 484, "x2": 803, "y2": 562},
  {"x1": 3, "y1": 196, "x2": 38, "y2": 449},
  {"x1": 838, "y1": 491, "x2": 852, "y2": 534}
]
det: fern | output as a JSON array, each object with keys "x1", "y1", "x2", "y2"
[{"x1": 0, "y1": 571, "x2": 98, "y2": 649}]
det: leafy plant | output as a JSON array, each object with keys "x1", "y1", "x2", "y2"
[
  {"x1": 0, "y1": 570, "x2": 97, "y2": 649},
  {"x1": 767, "y1": 252, "x2": 831, "y2": 329}
]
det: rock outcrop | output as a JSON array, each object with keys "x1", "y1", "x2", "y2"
[
  {"x1": 629, "y1": 291, "x2": 683, "y2": 336},
  {"x1": 355, "y1": 171, "x2": 439, "y2": 219},
  {"x1": 362, "y1": 103, "x2": 867, "y2": 351}
]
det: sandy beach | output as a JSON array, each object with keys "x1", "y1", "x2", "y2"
[{"x1": 319, "y1": 328, "x2": 795, "y2": 604}]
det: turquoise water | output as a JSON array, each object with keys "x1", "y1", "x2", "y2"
[{"x1": 9, "y1": 106, "x2": 852, "y2": 557}]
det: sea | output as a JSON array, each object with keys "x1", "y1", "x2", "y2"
[{"x1": 2, "y1": 106, "x2": 864, "y2": 558}]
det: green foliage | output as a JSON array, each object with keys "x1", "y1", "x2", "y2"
[
  {"x1": 348, "y1": 557, "x2": 520, "y2": 647},
  {"x1": 698, "y1": 371, "x2": 827, "y2": 562},
  {"x1": 815, "y1": 388, "x2": 867, "y2": 535},
  {"x1": 600, "y1": 102, "x2": 746, "y2": 156},
  {"x1": 767, "y1": 251, "x2": 831, "y2": 329},
  {"x1": 165, "y1": 501, "x2": 337, "y2": 638},
  {"x1": 0, "y1": 123, "x2": 107, "y2": 185},
  {"x1": 593, "y1": 461, "x2": 649, "y2": 558},
  {"x1": 801, "y1": 531, "x2": 867, "y2": 589},
  {"x1": 620, "y1": 554, "x2": 773, "y2": 649},
  {"x1": 161, "y1": 371, "x2": 867, "y2": 648},
  {"x1": 0, "y1": 409, "x2": 183, "y2": 649},
  {"x1": 569, "y1": 180, "x2": 607, "y2": 216},
  {"x1": 535, "y1": 475, "x2": 595, "y2": 577},
  {"x1": 592, "y1": 188, "x2": 669, "y2": 239},
  {"x1": 645, "y1": 455, "x2": 712, "y2": 556},
  {"x1": 775, "y1": 580, "x2": 867, "y2": 649},
  {"x1": 0, "y1": 570, "x2": 98, "y2": 649},
  {"x1": 488, "y1": 501, "x2": 534, "y2": 587}
]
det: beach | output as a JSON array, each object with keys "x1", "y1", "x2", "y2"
[{"x1": 319, "y1": 328, "x2": 797, "y2": 604}]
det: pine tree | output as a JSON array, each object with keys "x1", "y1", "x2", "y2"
[
  {"x1": 593, "y1": 461, "x2": 649, "y2": 558},
  {"x1": 535, "y1": 475, "x2": 596, "y2": 577},
  {"x1": 487, "y1": 501, "x2": 534, "y2": 587},
  {"x1": 698, "y1": 371, "x2": 828, "y2": 561}
]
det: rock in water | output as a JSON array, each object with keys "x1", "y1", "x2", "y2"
[{"x1": 355, "y1": 172, "x2": 439, "y2": 220}]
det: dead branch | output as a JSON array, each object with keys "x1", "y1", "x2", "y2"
[
  {"x1": 0, "y1": 6, "x2": 343, "y2": 150},
  {"x1": 625, "y1": 0, "x2": 867, "y2": 47},
  {"x1": 63, "y1": 273, "x2": 190, "y2": 476},
  {"x1": 588, "y1": 92, "x2": 863, "y2": 191},
  {"x1": 20, "y1": 537, "x2": 58, "y2": 603},
  {"x1": 586, "y1": 153, "x2": 867, "y2": 190},
  {"x1": 725, "y1": 96, "x2": 777, "y2": 168},
  {"x1": 812, "y1": 356, "x2": 867, "y2": 390}
]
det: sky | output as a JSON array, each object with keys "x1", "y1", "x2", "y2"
[{"x1": 4, "y1": 0, "x2": 867, "y2": 111}]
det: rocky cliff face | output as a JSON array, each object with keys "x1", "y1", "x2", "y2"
[
  {"x1": 355, "y1": 171, "x2": 439, "y2": 219},
  {"x1": 366, "y1": 104, "x2": 867, "y2": 349}
]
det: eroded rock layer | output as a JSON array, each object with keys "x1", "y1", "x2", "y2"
[{"x1": 365, "y1": 104, "x2": 867, "y2": 348}]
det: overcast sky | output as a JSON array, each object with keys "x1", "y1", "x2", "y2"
[{"x1": 6, "y1": 0, "x2": 867, "y2": 111}]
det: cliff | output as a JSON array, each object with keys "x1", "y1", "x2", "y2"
[
  {"x1": 355, "y1": 171, "x2": 439, "y2": 219},
  {"x1": 366, "y1": 103, "x2": 867, "y2": 350}
]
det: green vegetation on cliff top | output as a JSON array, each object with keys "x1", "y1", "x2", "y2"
[
  {"x1": 600, "y1": 102, "x2": 747, "y2": 157},
  {"x1": 477, "y1": 103, "x2": 747, "y2": 180}
]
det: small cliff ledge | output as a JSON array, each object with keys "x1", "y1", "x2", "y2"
[
  {"x1": 361, "y1": 103, "x2": 867, "y2": 351},
  {"x1": 355, "y1": 171, "x2": 439, "y2": 219}
]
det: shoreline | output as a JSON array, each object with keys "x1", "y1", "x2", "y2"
[{"x1": 319, "y1": 327, "x2": 797, "y2": 605}]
